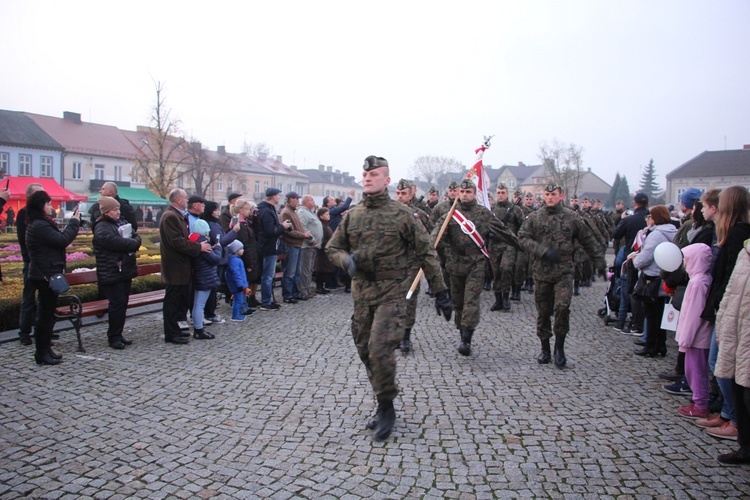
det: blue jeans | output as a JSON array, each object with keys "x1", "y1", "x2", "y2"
[
  {"x1": 261, "y1": 254, "x2": 278, "y2": 306},
  {"x1": 232, "y1": 294, "x2": 245, "y2": 319},
  {"x1": 709, "y1": 327, "x2": 736, "y2": 423},
  {"x1": 282, "y1": 246, "x2": 301, "y2": 300},
  {"x1": 19, "y1": 262, "x2": 37, "y2": 335},
  {"x1": 192, "y1": 289, "x2": 211, "y2": 329}
]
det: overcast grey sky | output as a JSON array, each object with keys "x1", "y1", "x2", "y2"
[{"x1": 2, "y1": 0, "x2": 748, "y2": 192}]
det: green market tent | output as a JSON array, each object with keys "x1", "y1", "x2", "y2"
[{"x1": 89, "y1": 186, "x2": 169, "y2": 206}]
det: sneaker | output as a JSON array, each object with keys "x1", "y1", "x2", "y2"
[
  {"x1": 283, "y1": 298, "x2": 298, "y2": 304},
  {"x1": 696, "y1": 414, "x2": 726, "y2": 429},
  {"x1": 662, "y1": 378, "x2": 692, "y2": 396},
  {"x1": 629, "y1": 329, "x2": 644, "y2": 337},
  {"x1": 716, "y1": 450, "x2": 750, "y2": 466},
  {"x1": 706, "y1": 420, "x2": 739, "y2": 441},
  {"x1": 177, "y1": 321, "x2": 190, "y2": 331},
  {"x1": 260, "y1": 303, "x2": 281, "y2": 311},
  {"x1": 678, "y1": 403, "x2": 710, "y2": 419},
  {"x1": 206, "y1": 316, "x2": 226, "y2": 324},
  {"x1": 612, "y1": 322, "x2": 625, "y2": 332},
  {"x1": 231, "y1": 315, "x2": 246, "y2": 322},
  {"x1": 658, "y1": 370, "x2": 683, "y2": 382},
  {"x1": 203, "y1": 317, "x2": 212, "y2": 325}
]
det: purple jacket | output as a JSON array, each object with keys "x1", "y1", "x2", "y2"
[{"x1": 675, "y1": 243, "x2": 713, "y2": 351}]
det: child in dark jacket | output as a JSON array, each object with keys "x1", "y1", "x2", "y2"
[
  {"x1": 225, "y1": 240, "x2": 249, "y2": 322},
  {"x1": 189, "y1": 219, "x2": 222, "y2": 339}
]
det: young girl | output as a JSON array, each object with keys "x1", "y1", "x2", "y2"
[
  {"x1": 189, "y1": 219, "x2": 222, "y2": 339},
  {"x1": 225, "y1": 240, "x2": 249, "y2": 322}
]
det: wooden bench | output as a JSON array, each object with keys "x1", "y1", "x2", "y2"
[{"x1": 54, "y1": 263, "x2": 164, "y2": 353}]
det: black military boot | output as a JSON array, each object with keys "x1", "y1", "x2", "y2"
[
  {"x1": 366, "y1": 404, "x2": 384, "y2": 430},
  {"x1": 458, "y1": 329, "x2": 473, "y2": 356},
  {"x1": 502, "y1": 292, "x2": 511, "y2": 312},
  {"x1": 520, "y1": 280, "x2": 528, "y2": 292},
  {"x1": 554, "y1": 335, "x2": 567, "y2": 368},
  {"x1": 399, "y1": 328, "x2": 412, "y2": 354},
  {"x1": 483, "y1": 276, "x2": 492, "y2": 291},
  {"x1": 372, "y1": 399, "x2": 396, "y2": 441},
  {"x1": 574, "y1": 280, "x2": 581, "y2": 296},
  {"x1": 527, "y1": 279, "x2": 534, "y2": 294},
  {"x1": 510, "y1": 285, "x2": 520, "y2": 301},
  {"x1": 537, "y1": 338, "x2": 551, "y2": 364},
  {"x1": 490, "y1": 292, "x2": 503, "y2": 311}
]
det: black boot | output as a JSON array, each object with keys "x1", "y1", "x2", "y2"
[
  {"x1": 537, "y1": 338, "x2": 551, "y2": 364},
  {"x1": 510, "y1": 285, "x2": 521, "y2": 301},
  {"x1": 19, "y1": 331, "x2": 32, "y2": 346},
  {"x1": 35, "y1": 349, "x2": 61, "y2": 365},
  {"x1": 502, "y1": 292, "x2": 511, "y2": 312},
  {"x1": 520, "y1": 280, "x2": 528, "y2": 292},
  {"x1": 458, "y1": 329, "x2": 473, "y2": 356},
  {"x1": 527, "y1": 279, "x2": 534, "y2": 294},
  {"x1": 366, "y1": 405, "x2": 384, "y2": 430},
  {"x1": 399, "y1": 328, "x2": 412, "y2": 354},
  {"x1": 554, "y1": 335, "x2": 567, "y2": 368},
  {"x1": 490, "y1": 292, "x2": 503, "y2": 311},
  {"x1": 372, "y1": 399, "x2": 396, "y2": 441},
  {"x1": 483, "y1": 276, "x2": 492, "y2": 291},
  {"x1": 193, "y1": 328, "x2": 215, "y2": 340}
]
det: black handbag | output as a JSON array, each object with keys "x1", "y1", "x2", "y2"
[
  {"x1": 47, "y1": 273, "x2": 70, "y2": 295},
  {"x1": 633, "y1": 273, "x2": 661, "y2": 304}
]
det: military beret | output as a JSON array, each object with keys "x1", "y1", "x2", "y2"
[
  {"x1": 429, "y1": 186, "x2": 438, "y2": 194},
  {"x1": 459, "y1": 179, "x2": 476, "y2": 190},
  {"x1": 497, "y1": 181, "x2": 508, "y2": 190},
  {"x1": 514, "y1": 189, "x2": 523, "y2": 197},
  {"x1": 544, "y1": 183, "x2": 562, "y2": 193},
  {"x1": 396, "y1": 179, "x2": 412, "y2": 191},
  {"x1": 525, "y1": 192, "x2": 534, "y2": 198},
  {"x1": 582, "y1": 196, "x2": 590, "y2": 201},
  {"x1": 363, "y1": 155, "x2": 389, "y2": 171},
  {"x1": 448, "y1": 180, "x2": 460, "y2": 190}
]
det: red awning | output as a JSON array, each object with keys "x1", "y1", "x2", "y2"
[{"x1": 1, "y1": 176, "x2": 87, "y2": 213}]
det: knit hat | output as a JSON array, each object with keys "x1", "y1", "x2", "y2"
[
  {"x1": 227, "y1": 240, "x2": 244, "y2": 254},
  {"x1": 680, "y1": 188, "x2": 702, "y2": 210},
  {"x1": 192, "y1": 219, "x2": 210, "y2": 236},
  {"x1": 98, "y1": 196, "x2": 120, "y2": 214}
]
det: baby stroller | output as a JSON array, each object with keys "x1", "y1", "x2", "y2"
[{"x1": 597, "y1": 266, "x2": 621, "y2": 325}]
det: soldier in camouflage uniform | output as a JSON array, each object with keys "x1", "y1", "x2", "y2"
[
  {"x1": 433, "y1": 179, "x2": 520, "y2": 356},
  {"x1": 411, "y1": 183, "x2": 431, "y2": 215},
  {"x1": 429, "y1": 180, "x2": 460, "y2": 297},
  {"x1": 394, "y1": 178, "x2": 433, "y2": 354},
  {"x1": 577, "y1": 197, "x2": 608, "y2": 293},
  {"x1": 518, "y1": 184, "x2": 607, "y2": 368},
  {"x1": 490, "y1": 183, "x2": 525, "y2": 311},
  {"x1": 516, "y1": 192, "x2": 536, "y2": 293},
  {"x1": 426, "y1": 186, "x2": 440, "y2": 214},
  {"x1": 326, "y1": 156, "x2": 453, "y2": 442}
]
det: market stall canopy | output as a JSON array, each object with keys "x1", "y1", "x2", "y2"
[
  {"x1": 88, "y1": 186, "x2": 168, "y2": 206},
  {"x1": 0, "y1": 176, "x2": 87, "y2": 212}
]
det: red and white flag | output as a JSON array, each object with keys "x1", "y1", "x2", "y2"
[{"x1": 465, "y1": 136, "x2": 493, "y2": 210}]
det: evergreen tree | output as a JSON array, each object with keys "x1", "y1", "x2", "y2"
[
  {"x1": 607, "y1": 173, "x2": 621, "y2": 208},
  {"x1": 617, "y1": 176, "x2": 632, "y2": 207},
  {"x1": 639, "y1": 159, "x2": 661, "y2": 200}
]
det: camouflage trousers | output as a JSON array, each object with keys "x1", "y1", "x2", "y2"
[
  {"x1": 351, "y1": 299, "x2": 407, "y2": 402},
  {"x1": 450, "y1": 264, "x2": 485, "y2": 330},
  {"x1": 575, "y1": 257, "x2": 592, "y2": 281},
  {"x1": 514, "y1": 248, "x2": 531, "y2": 286},
  {"x1": 492, "y1": 246, "x2": 516, "y2": 293},
  {"x1": 534, "y1": 276, "x2": 573, "y2": 341}
]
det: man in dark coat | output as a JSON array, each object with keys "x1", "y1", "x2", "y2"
[
  {"x1": 159, "y1": 188, "x2": 211, "y2": 344},
  {"x1": 613, "y1": 192, "x2": 649, "y2": 254},
  {"x1": 89, "y1": 182, "x2": 137, "y2": 232},
  {"x1": 324, "y1": 189, "x2": 354, "y2": 232},
  {"x1": 220, "y1": 192, "x2": 241, "y2": 233},
  {"x1": 256, "y1": 188, "x2": 292, "y2": 310}
]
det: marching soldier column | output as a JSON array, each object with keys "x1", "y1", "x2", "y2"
[{"x1": 490, "y1": 182, "x2": 525, "y2": 311}]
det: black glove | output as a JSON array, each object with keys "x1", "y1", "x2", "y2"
[
  {"x1": 543, "y1": 248, "x2": 561, "y2": 263},
  {"x1": 434, "y1": 289, "x2": 453, "y2": 322},
  {"x1": 344, "y1": 254, "x2": 357, "y2": 277}
]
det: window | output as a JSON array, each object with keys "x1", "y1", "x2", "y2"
[
  {"x1": 241, "y1": 180, "x2": 248, "y2": 193},
  {"x1": 94, "y1": 164, "x2": 105, "y2": 180},
  {"x1": 255, "y1": 180, "x2": 260, "y2": 193},
  {"x1": 216, "y1": 179, "x2": 223, "y2": 192},
  {"x1": 177, "y1": 175, "x2": 184, "y2": 188},
  {"x1": 265, "y1": 181, "x2": 270, "y2": 191},
  {"x1": 509, "y1": 179, "x2": 515, "y2": 188},
  {"x1": 40, "y1": 156, "x2": 53, "y2": 177},
  {"x1": 19, "y1": 154, "x2": 31, "y2": 176},
  {"x1": 72, "y1": 161, "x2": 82, "y2": 180},
  {"x1": 114, "y1": 165, "x2": 122, "y2": 182},
  {"x1": 0, "y1": 152, "x2": 8, "y2": 175},
  {"x1": 227, "y1": 180, "x2": 233, "y2": 192}
]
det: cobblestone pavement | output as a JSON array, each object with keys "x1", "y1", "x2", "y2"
[{"x1": 2, "y1": 281, "x2": 750, "y2": 499}]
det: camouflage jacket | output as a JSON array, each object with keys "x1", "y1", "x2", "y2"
[
  {"x1": 326, "y1": 191, "x2": 446, "y2": 305},
  {"x1": 581, "y1": 208, "x2": 609, "y2": 247},
  {"x1": 518, "y1": 203, "x2": 606, "y2": 282},
  {"x1": 433, "y1": 199, "x2": 520, "y2": 276},
  {"x1": 492, "y1": 200, "x2": 525, "y2": 234},
  {"x1": 429, "y1": 197, "x2": 455, "y2": 227}
]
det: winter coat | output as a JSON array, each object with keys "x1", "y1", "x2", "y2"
[
  {"x1": 203, "y1": 217, "x2": 238, "y2": 266},
  {"x1": 702, "y1": 222, "x2": 750, "y2": 321},
  {"x1": 328, "y1": 197, "x2": 352, "y2": 232},
  {"x1": 674, "y1": 244, "x2": 713, "y2": 350},
  {"x1": 316, "y1": 221, "x2": 336, "y2": 274},
  {"x1": 714, "y1": 239, "x2": 750, "y2": 386},
  {"x1": 613, "y1": 206, "x2": 649, "y2": 253},
  {"x1": 298, "y1": 206, "x2": 323, "y2": 249},
  {"x1": 188, "y1": 233, "x2": 222, "y2": 291},
  {"x1": 219, "y1": 205, "x2": 233, "y2": 233},
  {"x1": 26, "y1": 216, "x2": 80, "y2": 281},
  {"x1": 159, "y1": 205, "x2": 203, "y2": 285},
  {"x1": 93, "y1": 216, "x2": 142, "y2": 285},
  {"x1": 280, "y1": 205, "x2": 306, "y2": 248},
  {"x1": 633, "y1": 223, "x2": 678, "y2": 277},
  {"x1": 225, "y1": 254, "x2": 248, "y2": 293},
  {"x1": 90, "y1": 195, "x2": 138, "y2": 233},
  {"x1": 256, "y1": 200, "x2": 286, "y2": 257}
]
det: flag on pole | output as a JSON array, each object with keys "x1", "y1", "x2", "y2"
[{"x1": 465, "y1": 136, "x2": 493, "y2": 210}]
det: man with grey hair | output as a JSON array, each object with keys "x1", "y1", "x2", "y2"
[
  {"x1": 298, "y1": 195, "x2": 322, "y2": 300},
  {"x1": 89, "y1": 181, "x2": 138, "y2": 231}
]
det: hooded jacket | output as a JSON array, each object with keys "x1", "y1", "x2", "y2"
[
  {"x1": 633, "y1": 223, "x2": 678, "y2": 277},
  {"x1": 674, "y1": 244, "x2": 713, "y2": 350},
  {"x1": 93, "y1": 216, "x2": 142, "y2": 285},
  {"x1": 188, "y1": 233, "x2": 222, "y2": 291}
]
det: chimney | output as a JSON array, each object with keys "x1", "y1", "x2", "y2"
[
  {"x1": 318, "y1": 165, "x2": 325, "y2": 171},
  {"x1": 518, "y1": 161, "x2": 525, "y2": 167},
  {"x1": 588, "y1": 167, "x2": 591, "y2": 172},
  {"x1": 335, "y1": 169, "x2": 341, "y2": 174},
  {"x1": 290, "y1": 165, "x2": 297, "y2": 170},
  {"x1": 275, "y1": 155, "x2": 283, "y2": 163},
  {"x1": 190, "y1": 141, "x2": 202, "y2": 152},
  {"x1": 327, "y1": 166, "x2": 333, "y2": 173},
  {"x1": 258, "y1": 151, "x2": 268, "y2": 160},
  {"x1": 217, "y1": 145, "x2": 225, "y2": 155},
  {"x1": 63, "y1": 111, "x2": 82, "y2": 124},
  {"x1": 744, "y1": 145, "x2": 750, "y2": 149}
]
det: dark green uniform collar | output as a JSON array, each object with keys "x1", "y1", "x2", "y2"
[
  {"x1": 543, "y1": 203, "x2": 563, "y2": 215},
  {"x1": 363, "y1": 190, "x2": 390, "y2": 208}
]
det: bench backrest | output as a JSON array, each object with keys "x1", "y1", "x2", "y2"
[{"x1": 64, "y1": 263, "x2": 162, "y2": 286}]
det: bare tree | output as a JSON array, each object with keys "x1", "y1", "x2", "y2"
[
  {"x1": 410, "y1": 155, "x2": 465, "y2": 187},
  {"x1": 538, "y1": 140, "x2": 585, "y2": 201},
  {"x1": 182, "y1": 141, "x2": 238, "y2": 197},
  {"x1": 242, "y1": 140, "x2": 271, "y2": 158},
  {"x1": 132, "y1": 82, "x2": 188, "y2": 198}
]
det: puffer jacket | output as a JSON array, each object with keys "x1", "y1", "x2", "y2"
[
  {"x1": 26, "y1": 217, "x2": 80, "y2": 281},
  {"x1": 715, "y1": 239, "x2": 750, "y2": 386},
  {"x1": 225, "y1": 253, "x2": 248, "y2": 293},
  {"x1": 633, "y1": 224, "x2": 678, "y2": 277},
  {"x1": 674, "y1": 243, "x2": 713, "y2": 350},
  {"x1": 93, "y1": 216, "x2": 142, "y2": 285},
  {"x1": 188, "y1": 233, "x2": 222, "y2": 291}
]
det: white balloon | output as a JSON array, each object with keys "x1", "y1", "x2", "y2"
[{"x1": 654, "y1": 242, "x2": 683, "y2": 272}]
